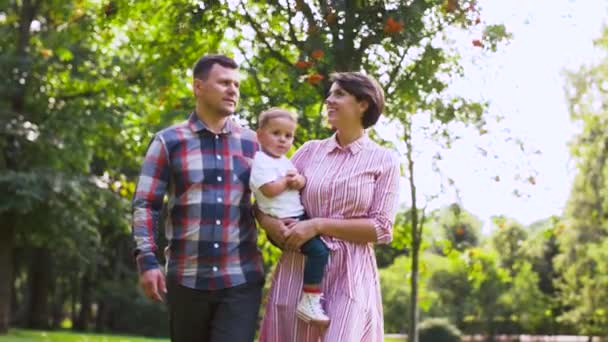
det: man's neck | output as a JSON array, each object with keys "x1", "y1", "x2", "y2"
[{"x1": 195, "y1": 106, "x2": 229, "y2": 134}]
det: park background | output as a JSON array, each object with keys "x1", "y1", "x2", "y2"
[{"x1": 2, "y1": 0, "x2": 608, "y2": 341}]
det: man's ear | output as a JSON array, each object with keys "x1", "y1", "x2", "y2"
[{"x1": 193, "y1": 78, "x2": 203, "y2": 96}]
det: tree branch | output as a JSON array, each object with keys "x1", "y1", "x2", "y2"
[
  {"x1": 318, "y1": 0, "x2": 341, "y2": 64},
  {"x1": 236, "y1": 46, "x2": 272, "y2": 100},
  {"x1": 297, "y1": 0, "x2": 318, "y2": 32},
  {"x1": 384, "y1": 12, "x2": 461, "y2": 95},
  {"x1": 265, "y1": 0, "x2": 305, "y2": 51},
  {"x1": 56, "y1": 90, "x2": 106, "y2": 101},
  {"x1": 239, "y1": 2, "x2": 295, "y2": 69}
]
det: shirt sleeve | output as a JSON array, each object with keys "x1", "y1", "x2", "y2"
[
  {"x1": 131, "y1": 135, "x2": 170, "y2": 274},
  {"x1": 370, "y1": 150, "x2": 401, "y2": 244},
  {"x1": 249, "y1": 153, "x2": 280, "y2": 190}
]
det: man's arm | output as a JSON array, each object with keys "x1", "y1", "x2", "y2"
[{"x1": 132, "y1": 135, "x2": 170, "y2": 301}]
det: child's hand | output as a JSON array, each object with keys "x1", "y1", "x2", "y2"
[{"x1": 287, "y1": 173, "x2": 306, "y2": 190}]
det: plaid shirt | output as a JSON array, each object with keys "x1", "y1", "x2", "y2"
[{"x1": 132, "y1": 112, "x2": 264, "y2": 290}]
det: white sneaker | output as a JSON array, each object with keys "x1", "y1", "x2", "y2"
[{"x1": 296, "y1": 292, "x2": 330, "y2": 326}]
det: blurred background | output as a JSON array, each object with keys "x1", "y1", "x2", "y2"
[{"x1": 1, "y1": 0, "x2": 608, "y2": 341}]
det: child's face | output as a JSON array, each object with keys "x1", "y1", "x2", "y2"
[{"x1": 257, "y1": 117, "x2": 296, "y2": 158}]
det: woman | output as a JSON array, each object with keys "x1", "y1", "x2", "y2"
[{"x1": 257, "y1": 72, "x2": 400, "y2": 342}]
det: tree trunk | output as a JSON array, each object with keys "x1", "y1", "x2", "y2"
[
  {"x1": 51, "y1": 279, "x2": 65, "y2": 329},
  {"x1": 70, "y1": 279, "x2": 78, "y2": 330},
  {"x1": 409, "y1": 235, "x2": 420, "y2": 342},
  {"x1": 95, "y1": 301, "x2": 106, "y2": 333},
  {"x1": 1, "y1": 0, "x2": 38, "y2": 332},
  {"x1": 73, "y1": 273, "x2": 92, "y2": 331},
  {"x1": 0, "y1": 214, "x2": 15, "y2": 334},
  {"x1": 405, "y1": 123, "x2": 420, "y2": 342},
  {"x1": 26, "y1": 248, "x2": 51, "y2": 329}
]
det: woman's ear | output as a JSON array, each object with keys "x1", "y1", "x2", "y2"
[{"x1": 358, "y1": 99, "x2": 369, "y2": 116}]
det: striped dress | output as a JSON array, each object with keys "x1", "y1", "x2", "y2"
[{"x1": 258, "y1": 134, "x2": 400, "y2": 342}]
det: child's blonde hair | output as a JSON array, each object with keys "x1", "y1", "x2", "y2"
[{"x1": 258, "y1": 107, "x2": 298, "y2": 129}]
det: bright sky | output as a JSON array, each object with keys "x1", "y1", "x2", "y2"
[{"x1": 382, "y1": 0, "x2": 608, "y2": 231}]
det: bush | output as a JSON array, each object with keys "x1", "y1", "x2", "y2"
[{"x1": 419, "y1": 318, "x2": 462, "y2": 342}]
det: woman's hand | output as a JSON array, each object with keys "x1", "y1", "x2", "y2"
[
  {"x1": 284, "y1": 218, "x2": 322, "y2": 250},
  {"x1": 255, "y1": 207, "x2": 296, "y2": 249}
]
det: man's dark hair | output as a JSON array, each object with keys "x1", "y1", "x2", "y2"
[{"x1": 192, "y1": 54, "x2": 238, "y2": 80}]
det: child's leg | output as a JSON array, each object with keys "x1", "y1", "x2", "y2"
[
  {"x1": 299, "y1": 236, "x2": 330, "y2": 291},
  {"x1": 297, "y1": 236, "x2": 331, "y2": 325}
]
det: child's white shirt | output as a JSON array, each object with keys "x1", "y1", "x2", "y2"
[{"x1": 249, "y1": 150, "x2": 305, "y2": 218}]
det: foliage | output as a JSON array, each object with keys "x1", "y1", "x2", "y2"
[
  {"x1": 1, "y1": 0, "x2": 583, "y2": 338},
  {"x1": 555, "y1": 24, "x2": 608, "y2": 336},
  {"x1": 418, "y1": 318, "x2": 462, "y2": 342},
  {"x1": 430, "y1": 204, "x2": 482, "y2": 253}
]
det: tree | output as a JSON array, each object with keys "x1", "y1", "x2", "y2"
[
  {"x1": 555, "y1": 27, "x2": 608, "y2": 336},
  {"x1": 0, "y1": 0, "x2": 228, "y2": 333},
  {"x1": 521, "y1": 216, "x2": 562, "y2": 333},
  {"x1": 489, "y1": 216, "x2": 527, "y2": 275},
  {"x1": 430, "y1": 203, "x2": 482, "y2": 253},
  {"x1": 466, "y1": 248, "x2": 510, "y2": 341},
  {"x1": 233, "y1": 1, "x2": 511, "y2": 339}
]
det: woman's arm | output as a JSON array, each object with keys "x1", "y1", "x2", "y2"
[
  {"x1": 284, "y1": 150, "x2": 400, "y2": 249},
  {"x1": 254, "y1": 205, "x2": 297, "y2": 248},
  {"x1": 318, "y1": 218, "x2": 377, "y2": 242},
  {"x1": 284, "y1": 218, "x2": 376, "y2": 250}
]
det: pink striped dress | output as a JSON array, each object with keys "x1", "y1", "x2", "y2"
[{"x1": 258, "y1": 134, "x2": 400, "y2": 342}]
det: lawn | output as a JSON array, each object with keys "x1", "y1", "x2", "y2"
[
  {"x1": 0, "y1": 330, "x2": 406, "y2": 341},
  {"x1": 0, "y1": 330, "x2": 168, "y2": 342}
]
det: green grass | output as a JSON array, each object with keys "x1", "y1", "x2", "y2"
[
  {"x1": 1, "y1": 330, "x2": 405, "y2": 342},
  {"x1": 0, "y1": 330, "x2": 168, "y2": 342}
]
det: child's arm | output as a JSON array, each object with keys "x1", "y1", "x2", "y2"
[
  {"x1": 259, "y1": 176, "x2": 290, "y2": 198},
  {"x1": 287, "y1": 173, "x2": 306, "y2": 190}
]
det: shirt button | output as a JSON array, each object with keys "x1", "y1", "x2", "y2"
[
  {"x1": 217, "y1": 176, "x2": 222, "y2": 182},
  {"x1": 216, "y1": 155, "x2": 221, "y2": 160},
  {"x1": 216, "y1": 219, "x2": 221, "y2": 225},
  {"x1": 217, "y1": 197, "x2": 222, "y2": 203},
  {"x1": 214, "y1": 243, "x2": 219, "y2": 248},
  {"x1": 212, "y1": 266, "x2": 218, "y2": 272}
]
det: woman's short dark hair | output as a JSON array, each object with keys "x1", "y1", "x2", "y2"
[
  {"x1": 330, "y1": 72, "x2": 385, "y2": 129},
  {"x1": 192, "y1": 54, "x2": 238, "y2": 80}
]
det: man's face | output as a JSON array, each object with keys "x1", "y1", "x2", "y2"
[{"x1": 194, "y1": 64, "x2": 240, "y2": 117}]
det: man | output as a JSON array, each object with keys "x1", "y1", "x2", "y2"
[{"x1": 132, "y1": 54, "x2": 265, "y2": 342}]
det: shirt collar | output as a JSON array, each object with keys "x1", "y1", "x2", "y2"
[
  {"x1": 187, "y1": 112, "x2": 234, "y2": 134},
  {"x1": 326, "y1": 132, "x2": 369, "y2": 155}
]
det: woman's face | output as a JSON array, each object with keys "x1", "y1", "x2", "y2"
[{"x1": 325, "y1": 82, "x2": 368, "y2": 131}]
